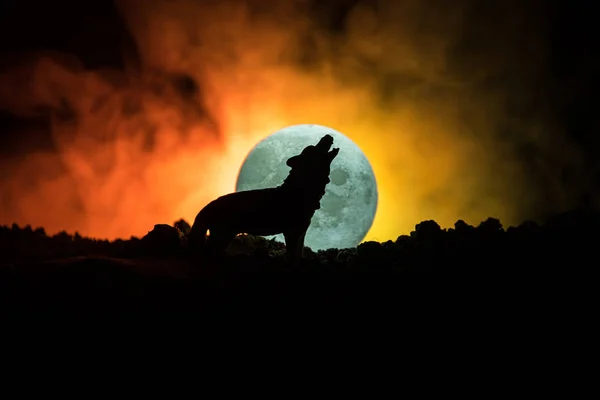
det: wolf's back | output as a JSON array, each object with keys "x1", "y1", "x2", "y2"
[{"x1": 187, "y1": 191, "x2": 258, "y2": 252}]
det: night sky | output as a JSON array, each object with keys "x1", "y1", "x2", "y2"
[{"x1": 0, "y1": 0, "x2": 599, "y2": 241}]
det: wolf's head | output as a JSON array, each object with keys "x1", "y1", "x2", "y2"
[
  {"x1": 286, "y1": 134, "x2": 339, "y2": 176},
  {"x1": 281, "y1": 135, "x2": 339, "y2": 207}
]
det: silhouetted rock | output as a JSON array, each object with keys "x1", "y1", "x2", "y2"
[
  {"x1": 507, "y1": 220, "x2": 539, "y2": 238},
  {"x1": 2, "y1": 207, "x2": 600, "y2": 274},
  {"x1": 382, "y1": 240, "x2": 395, "y2": 251},
  {"x1": 318, "y1": 248, "x2": 341, "y2": 264},
  {"x1": 357, "y1": 241, "x2": 382, "y2": 257},
  {"x1": 478, "y1": 217, "x2": 503, "y2": 233},
  {"x1": 454, "y1": 219, "x2": 474, "y2": 234},
  {"x1": 546, "y1": 208, "x2": 597, "y2": 237},
  {"x1": 395, "y1": 235, "x2": 411, "y2": 246},
  {"x1": 411, "y1": 220, "x2": 442, "y2": 240},
  {"x1": 140, "y1": 224, "x2": 186, "y2": 256},
  {"x1": 335, "y1": 248, "x2": 357, "y2": 264},
  {"x1": 357, "y1": 241, "x2": 390, "y2": 267},
  {"x1": 520, "y1": 220, "x2": 539, "y2": 231},
  {"x1": 174, "y1": 219, "x2": 191, "y2": 236},
  {"x1": 123, "y1": 237, "x2": 143, "y2": 257}
]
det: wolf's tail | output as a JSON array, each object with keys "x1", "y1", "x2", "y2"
[{"x1": 187, "y1": 209, "x2": 209, "y2": 257}]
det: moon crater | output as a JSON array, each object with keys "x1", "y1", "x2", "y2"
[{"x1": 330, "y1": 169, "x2": 349, "y2": 186}]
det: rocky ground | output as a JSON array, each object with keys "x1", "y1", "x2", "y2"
[{"x1": 1, "y1": 209, "x2": 598, "y2": 321}]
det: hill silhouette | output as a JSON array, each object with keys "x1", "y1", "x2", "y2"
[
  {"x1": 1, "y1": 208, "x2": 598, "y2": 322},
  {"x1": 2, "y1": 209, "x2": 598, "y2": 267}
]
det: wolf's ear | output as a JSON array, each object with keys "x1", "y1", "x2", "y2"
[
  {"x1": 287, "y1": 155, "x2": 300, "y2": 168},
  {"x1": 328, "y1": 148, "x2": 340, "y2": 162}
]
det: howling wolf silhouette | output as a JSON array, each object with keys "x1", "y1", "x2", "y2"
[{"x1": 188, "y1": 134, "x2": 340, "y2": 261}]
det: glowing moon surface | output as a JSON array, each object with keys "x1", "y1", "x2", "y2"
[{"x1": 235, "y1": 124, "x2": 378, "y2": 250}]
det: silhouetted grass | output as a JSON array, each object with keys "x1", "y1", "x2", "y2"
[{"x1": 1, "y1": 208, "x2": 598, "y2": 318}]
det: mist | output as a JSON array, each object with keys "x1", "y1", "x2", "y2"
[{"x1": 0, "y1": 0, "x2": 585, "y2": 242}]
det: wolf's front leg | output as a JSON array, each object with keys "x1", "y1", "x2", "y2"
[
  {"x1": 284, "y1": 230, "x2": 304, "y2": 263},
  {"x1": 296, "y1": 231, "x2": 306, "y2": 258}
]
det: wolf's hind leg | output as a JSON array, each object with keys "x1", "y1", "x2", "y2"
[
  {"x1": 206, "y1": 228, "x2": 236, "y2": 259},
  {"x1": 296, "y1": 231, "x2": 307, "y2": 258}
]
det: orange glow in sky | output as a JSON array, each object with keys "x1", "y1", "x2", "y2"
[{"x1": 0, "y1": 0, "x2": 581, "y2": 244}]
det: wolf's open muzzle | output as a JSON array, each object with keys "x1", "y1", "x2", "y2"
[
  {"x1": 316, "y1": 134, "x2": 334, "y2": 152},
  {"x1": 316, "y1": 135, "x2": 339, "y2": 159},
  {"x1": 286, "y1": 134, "x2": 339, "y2": 168}
]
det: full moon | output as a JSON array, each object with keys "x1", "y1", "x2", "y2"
[{"x1": 235, "y1": 124, "x2": 378, "y2": 251}]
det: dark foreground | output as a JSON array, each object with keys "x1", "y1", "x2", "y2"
[
  {"x1": 1, "y1": 213, "x2": 595, "y2": 394},
  {"x1": 1, "y1": 209, "x2": 598, "y2": 324},
  {"x1": 0, "y1": 211, "x2": 600, "y2": 323}
]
